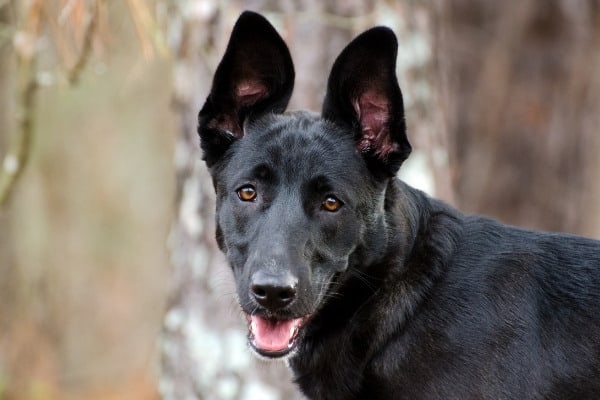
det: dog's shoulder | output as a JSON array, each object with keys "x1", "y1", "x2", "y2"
[{"x1": 364, "y1": 196, "x2": 600, "y2": 398}]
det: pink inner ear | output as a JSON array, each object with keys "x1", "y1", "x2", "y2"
[
  {"x1": 237, "y1": 80, "x2": 269, "y2": 106},
  {"x1": 354, "y1": 91, "x2": 399, "y2": 158},
  {"x1": 211, "y1": 80, "x2": 269, "y2": 139}
]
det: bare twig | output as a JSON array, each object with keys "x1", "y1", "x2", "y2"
[
  {"x1": 68, "y1": 0, "x2": 101, "y2": 84},
  {"x1": 125, "y1": 0, "x2": 155, "y2": 59},
  {"x1": 0, "y1": 79, "x2": 37, "y2": 209},
  {"x1": 0, "y1": 0, "x2": 41, "y2": 209}
]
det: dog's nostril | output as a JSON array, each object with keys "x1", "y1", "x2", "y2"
[
  {"x1": 252, "y1": 287, "x2": 267, "y2": 299},
  {"x1": 278, "y1": 288, "x2": 295, "y2": 302}
]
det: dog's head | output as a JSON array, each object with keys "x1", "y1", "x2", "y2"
[{"x1": 198, "y1": 11, "x2": 411, "y2": 358}]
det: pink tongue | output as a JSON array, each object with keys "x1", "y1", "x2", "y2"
[{"x1": 250, "y1": 316, "x2": 301, "y2": 352}]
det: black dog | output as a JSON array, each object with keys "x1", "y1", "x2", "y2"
[{"x1": 198, "y1": 11, "x2": 600, "y2": 400}]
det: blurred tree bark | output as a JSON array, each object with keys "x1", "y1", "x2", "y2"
[{"x1": 433, "y1": 0, "x2": 600, "y2": 236}]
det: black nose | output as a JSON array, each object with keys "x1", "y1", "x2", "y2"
[{"x1": 250, "y1": 270, "x2": 298, "y2": 310}]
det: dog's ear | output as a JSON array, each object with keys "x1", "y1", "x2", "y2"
[
  {"x1": 322, "y1": 27, "x2": 411, "y2": 177},
  {"x1": 198, "y1": 11, "x2": 295, "y2": 167}
]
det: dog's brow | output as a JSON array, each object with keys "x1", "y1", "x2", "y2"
[
  {"x1": 251, "y1": 163, "x2": 273, "y2": 180},
  {"x1": 308, "y1": 176, "x2": 332, "y2": 193}
]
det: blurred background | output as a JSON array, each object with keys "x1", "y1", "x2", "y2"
[{"x1": 0, "y1": 0, "x2": 598, "y2": 399}]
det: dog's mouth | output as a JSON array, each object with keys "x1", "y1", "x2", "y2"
[{"x1": 245, "y1": 313, "x2": 309, "y2": 358}]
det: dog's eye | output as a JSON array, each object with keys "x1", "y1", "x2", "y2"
[
  {"x1": 321, "y1": 195, "x2": 343, "y2": 212},
  {"x1": 237, "y1": 185, "x2": 257, "y2": 202}
]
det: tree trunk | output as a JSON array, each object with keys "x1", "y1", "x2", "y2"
[{"x1": 433, "y1": 0, "x2": 600, "y2": 236}]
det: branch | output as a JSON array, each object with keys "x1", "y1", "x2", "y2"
[
  {"x1": 0, "y1": 74, "x2": 37, "y2": 209},
  {"x1": 68, "y1": 0, "x2": 101, "y2": 84},
  {"x1": 0, "y1": 0, "x2": 41, "y2": 209}
]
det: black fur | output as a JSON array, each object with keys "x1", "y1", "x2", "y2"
[{"x1": 198, "y1": 11, "x2": 600, "y2": 400}]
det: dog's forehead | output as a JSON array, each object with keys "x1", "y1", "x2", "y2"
[{"x1": 236, "y1": 113, "x2": 360, "y2": 177}]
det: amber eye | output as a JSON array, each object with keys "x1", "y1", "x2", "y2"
[
  {"x1": 321, "y1": 195, "x2": 343, "y2": 212},
  {"x1": 237, "y1": 185, "x2": 257, "y2": 202}
]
